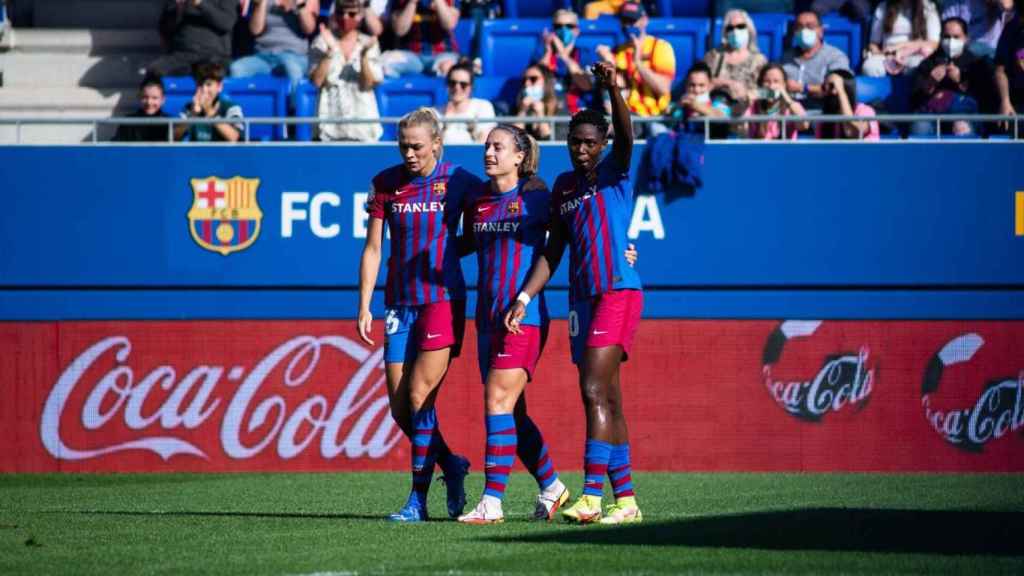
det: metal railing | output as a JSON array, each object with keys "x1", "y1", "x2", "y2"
[{"x1": 0, "y1": 114, "x2": 1019, "y2": 144}]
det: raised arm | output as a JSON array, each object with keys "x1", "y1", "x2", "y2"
[{"x1": 593, "y1": 61, "x2": 633, "y2": 171}]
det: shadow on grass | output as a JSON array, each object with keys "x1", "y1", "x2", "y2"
[
  {"x1": 489, "y1": 508, "x2": 1023, "y2": 556},
  {"x1": 55, "y1": 510, "x2": 385, "y2": 521}
]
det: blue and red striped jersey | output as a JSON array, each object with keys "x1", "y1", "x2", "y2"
[
  {"x1": 469, "y1": 179, "x2": 550, "y2": 331},
  {"x1": 552, "y1": 156, "x2": 642, "y2": 302},
  {"x1": 368, "y1": 160, "x2": 478, "y2": 307}
]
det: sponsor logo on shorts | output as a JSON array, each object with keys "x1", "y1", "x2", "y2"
[
  {"x1": 921, "y1": 332, "x2": 1024, "y2": 451},
  {"x1": 761, "y1": 321, "x2": 874, "y2": 422},
  {"x1": 497, "y1": 353, "x2": 512, "y2": 358},
  {"x1": 187, "y1": 176, "x2": 263, "y2": 256},
  {"x1": 592, "y1": 330, "x2": 608, "y2": 336},
  {"x1": 425, "y1": 333, "x2": 441, "y2": 339}
]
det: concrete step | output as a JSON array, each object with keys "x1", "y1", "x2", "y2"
[
  {"x1": 1, "y1": 51, "x2": 153, "y2": 87},
  {"x1": 0, "y1": 86, "x2": 133, "y2": 112},
  {"x1": 3, "y1": 27, "x2": 162, "y2": 54},
  {"x1": 25, "y1": 0, "x2": 165, "y2": 29}
]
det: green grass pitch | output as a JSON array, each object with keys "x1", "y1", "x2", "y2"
[{"x1": 1, "y1": 472, "x2": 1022, "y2": 575}]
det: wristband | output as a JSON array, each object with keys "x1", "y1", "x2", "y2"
[{"x1": 516, "y1": 291, "x2": 531, "y2": 307}]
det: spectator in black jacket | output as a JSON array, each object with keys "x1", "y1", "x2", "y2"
[
  {"x1": 114, "y1": 78, "x2": 172, "y2": 142},
  {"x1": 910, "y1": 16, "x2": 994, "y2": 136},
  {"x1": 148, "y1": 0, "x2": 238, "y2": 77}
]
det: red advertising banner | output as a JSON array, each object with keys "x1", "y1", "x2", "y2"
[{"x1": 1, "y1": 320, "x2": 1022, "y2": 473}]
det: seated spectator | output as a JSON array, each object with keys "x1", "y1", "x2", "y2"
[
  {"x1": 782, "y1": 11, "x2": 851, "y2": 111},
  {"x1": 806, "y1": 0, "x2": 874, "y2": 45},
  {"x1": 114, "y1": 78, "x2": 172, "y2": 142},
  {"x1": 910, "y1": 17, "x2": 994, "y2": 136},
  {"x1": 514, "y1": 64, "x2": 563, "y2": 141},
  {"x1": 309, "y1": 0, "x2": 383, "y2": 142},
  {"x1": 816, "y1": 68, "x2": 880, "y2": 139},
  {"x1": 584, "y1": 0, "x2": 625, "y2": 19},
  {"x1": 596, "y1": 1, "x2": 675, "y2": 130},
  {"x1": 863, "y1": 0, "x2": 940, "y2": 77},
  {"x1": 439, "y1": 61, "x2": 495, "y2": 143},
  {"x1": 230, "y1": 0, "x2": 319, "y2": 98},
  {"x1": 174, "y1": 61, "x2": 244, "y2": 142},
  {"x1": 941, "y1": 0, "x2": 1016, "y2": 59},
  {"x1": 703, "y1": 9, "x2": 767, "y2": 109},
  {"x1": 380, "y1": 0, "x2": 461, "y2": 78},
  {"x1": 671, "y1": 62, "x2": 734, "y2": 139},
  {"x1": 150, "y1": 0, "x2": 239, "y2": 77},
  {"x1": 745, "y1": 63, "x2": 809, "y2": 140},
  {"x1": 533, "y1": 8, "x2": 593, "y2": 115},
  {"x1": 995, "y1": 1, "x2": 1024, "y2": 123}
]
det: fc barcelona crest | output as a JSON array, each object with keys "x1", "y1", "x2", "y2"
[
  {"x1": 432, "y1": 181, "x2": 446, "y2": 197},
  {"x1": 187, "y1": 176, "x2": 263, "y2": 256},
  {"x1": 507, "y1": 199, "x2": 521, "y2": 215}
]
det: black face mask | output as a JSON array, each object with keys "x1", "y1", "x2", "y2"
[{"x1": 823, "y1": 94, "x2": 841, "y2": 113}]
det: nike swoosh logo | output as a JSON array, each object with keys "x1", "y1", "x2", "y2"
[
  {"x1": 395, "y1": 189, "x2": 404, "y2": 196},
  {"x1": 477, "y1": 206, "x2": 491, "y2": 212},
  {"x1": 426, "y1": 333, "x2": 441, "y2": 339},
  {"x1": 592, "y1": 330, "x2": 608, "y2": 335},
  {"x1": 497, "y1": 353, "x2": 512, "y2": 358}
]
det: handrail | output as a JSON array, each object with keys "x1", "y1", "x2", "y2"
[{"x1": 0, "y1": 114, "x2": 1019, "y2": 143}]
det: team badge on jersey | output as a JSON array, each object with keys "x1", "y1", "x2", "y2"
[
  {"x1": 507, "y1": 199, "x2": 521, "y2": 215},
  {"x1": 187, "y1": 176, "x2": 263, "y2": 256},
  {"x1": 432, "y1": 181, "x2": 447, "y2": 197}
]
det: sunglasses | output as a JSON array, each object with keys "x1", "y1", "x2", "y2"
[
  {"x1": 524, "y1": 75, "x2": 543, "y2": 84},
  {"x1": 447, "y1": 79, "x2": 471, "y2": 89},
  {"x1": 554, "y1": 23, "x2": 577, "y2": 30},
  {"x1": 724, "y1": 23, "x2": 748, "y2": 32},
  {"x1": 341, "y1": 10, "x2": 361, "y2": 17}
]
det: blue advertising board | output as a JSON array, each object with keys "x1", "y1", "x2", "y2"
[{"x1": 1, "y1": 143, "x2": 1022, "y2": 319}]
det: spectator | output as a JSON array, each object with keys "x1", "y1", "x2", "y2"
[
  {"x1": 150, "y1": 0, "x2": 239, "y2": 77},
  {"x1": 672, "y1": 61, "x2": 734, "y2": 139},
  {"x1": 533, "y1": 8, "x2": 593, "y2": 115},
  {"x1": 309, "y1": 0, "x2": 384, "y2": 142},
  {"x1": 584, "y1": 0, "x2": 625, "y2": 19},
  {"x1": 596, "y1": 1, "x2": 676, "y2": 128},
  {"x1": 782, "y1": 11, "x2": 851, "y2": 110},
  {"x1": 380, "y1": 0, "x2": 461, "y2": 78},
  {"x1": 438, "y1": 61, "x2": 495, "y2": 143},
  {"x1": 941, "y1": 0, "x2": 1016, "y2": 59},
  {"x1": 230, "y1": 0, "x2": 319, "y2": 98},
  {"x1": 703, "y1": 9, "x2": 767, "y2": 109},
  {"x1": 175, "y1": 61, "x2": 244, "y2": 142},
  {"x1": 114, "y1": 78, "x2": 173, "y2": 142},
  {"x1": 816, "y1": 68, "x2": 880, "y2": 139},
  {"x1": 994, "y1": 0, "x2": 1024, "y2": 123},
  {"x1": 910, "y1": 17, "x2": 994, "y2": 135},
  {"x1": 806, "y1": 0, "x2": 874, "y2": 46},
  {"x1": 745, "y1": 63, "x2": 809, "y2": 140},
  {"x1": 863, "y1": 0, "x2": 940, "y2": 77},
  {"x1": 323, "y1": 0, "x2": 388, "y2": 36},
  {"x1": 514, "y1": 64, "x2": 563, "y2": 141}
]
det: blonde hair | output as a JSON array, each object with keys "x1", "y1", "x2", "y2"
[
  {"x1": 398, "y1": 107, "x2": 443, "y2": 142},
  {"x1": 491, "y1": 124, "x2": 539, "y2": 178},
  {"x1": 720, "y1": 9, "x2": 760, "y2": 53}
]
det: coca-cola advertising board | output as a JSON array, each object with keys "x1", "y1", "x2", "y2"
[{"x1": 2, "y1": 320, "x2": 1022, "y2": 473}]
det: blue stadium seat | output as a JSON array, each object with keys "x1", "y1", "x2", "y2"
[
  {"x1": 574, "y1": 18, "x2": 620, "y2": 69},
  {"x1": 821, "y1": 15, "x2": 861, "y2": 71},
  {"x1": 664, "y1": 0, "x2": 713, "y2": 17},
  {"x1": 161, "y1": 75, "x2": 289, "y2": 141},
  {"x1": 479, "y1": 19, "x2": 547, "y2": 77},
  {"x1": 713, "y1": 12, "x2": 791, "y2": 61},
  {"x1": 856, "y1": 75, "x2": 890, "y2": 104},
  {"x1": 502, "y1": 0, "x2": 573, "y2": 19},
  {"x1": 453, "y1": 18, "x2": 474, "y2": 56},
  {"x1": 646, "y1": 18, "x2": 709, "y2": 87},
  {"x1": 472, "y1": 76, "x2": 521, "y2": 114},
  {"x1": 293, "y1": 81, "x2": 318, "y2": 142},
  {"x1": 375, "y1": 76, "x2": 446, "y2": 140}
]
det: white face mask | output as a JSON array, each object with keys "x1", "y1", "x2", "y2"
[
  {"x1": 523, "y1": 84, "x2": 544, "y2": 101},
  {"x1": 727, "y1": 28, "x2": 749, "y2": 50},
  {"x1": 798, "y1": 28, "x2": 818, "y2": 50},
  {"x1": 942, "y1": 37, "x2": 965, "y2": 59},
  {"x1": 695, "y1": 92, "x2": 711, "y2": 105}
]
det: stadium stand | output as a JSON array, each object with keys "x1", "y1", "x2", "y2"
[
  {"x1": 162, "y1": 75, "x2": 289, "y2": 141},
  {"x1": 821, "y1": 13, "x2": 862, "y2": 71},
  {"x1": 712, "y1": 12, "x2": 791, "y2": 61},
  {"x1": 375, "y1": 76, "x2": 447, "y2": 140}
]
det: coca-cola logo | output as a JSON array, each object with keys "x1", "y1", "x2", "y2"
[
  {"x1": 41, "y1": 335, "x2": 402, "y2": 463},
  {"x1": 761, "y1": 321, "x2": 875, "y2": 422},
  {"x1": 921, "y1": 333, "x2": 1024, "y2": 452}
]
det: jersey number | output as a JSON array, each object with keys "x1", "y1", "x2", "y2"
[{"x1": 385, "y1": 309, "x2": 400, "y2": 335}]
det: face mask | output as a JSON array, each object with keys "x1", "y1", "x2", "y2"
[
  {"x1": 556, "y1": 27, "x2": 575, "y2": 46},
  {"x1": 795, "y1": 28, "x2": 817, "y2": 50},
  {"x1": 523, "y1": 84, "x2": 544, "y2": 101},
  {"x1": 695, "y1": 92, "x2": 711, "y2": 105},
  {"x1": 942, "y1": 37, "x2": 965, "y2": 59},
  {"x1": 727, "y1": 28, "x2": 749, "y2": 50},
  {"x1": 623, "y1": 25, "x2": 641, "y2": 39}
]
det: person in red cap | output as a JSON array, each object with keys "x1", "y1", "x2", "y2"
[{"x1": 595, "y1": 1, "x2": 676, "y2": 128}]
